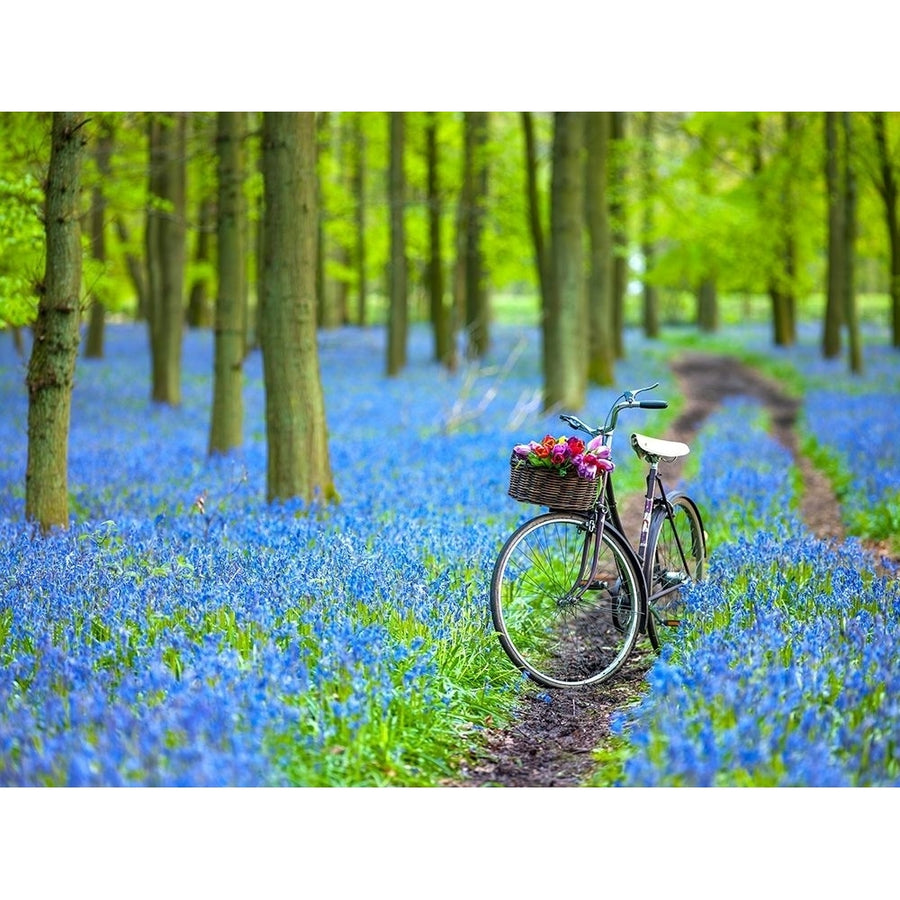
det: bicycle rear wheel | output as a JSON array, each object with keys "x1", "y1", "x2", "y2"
[
  {"x1": 645, "y1": 491, "x2": 706, "y2": 653},
  {"x1": 490, "y1": 512, "x2": 643, "y2": 688}
]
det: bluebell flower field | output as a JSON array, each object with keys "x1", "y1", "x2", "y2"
[{"x1": 1, "y1": 321, "x2": 898, "y2": 786}]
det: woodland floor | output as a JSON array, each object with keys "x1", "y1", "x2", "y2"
[{"x1": 453, "y1": 351, "x2": 883, "y2": 788}]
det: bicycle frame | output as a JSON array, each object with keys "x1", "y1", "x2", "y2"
[{"x1": 560, "y1": 384, "x2": 693, "y2": 631}]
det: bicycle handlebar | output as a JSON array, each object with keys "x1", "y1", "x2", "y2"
[{"x1": 559, "y1": 384, "x2": 668, "y2": 440}]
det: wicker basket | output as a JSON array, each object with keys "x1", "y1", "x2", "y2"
[{"x1": 507, "y1": 453, "x2": 600, "y2": 511}]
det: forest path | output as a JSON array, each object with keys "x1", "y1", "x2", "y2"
[{"x1": 454, "y1": 351, "x2": 845, "y2": 788}]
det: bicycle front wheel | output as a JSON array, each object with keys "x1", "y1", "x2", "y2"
[
  {"x1": 490, "y1": 512, "x2": 644, "y2": 688},
  {"x1": 645, "y1": 491, "x2": 706, "y2": 653}
]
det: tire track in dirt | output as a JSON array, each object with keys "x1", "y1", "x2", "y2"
[{"x1": 454, "y1": 353, "x2": 844, "y2": 788}]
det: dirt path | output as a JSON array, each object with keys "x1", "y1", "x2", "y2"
[{"x1": 455, "y1": 352, "x2": 845, "y2": 788}]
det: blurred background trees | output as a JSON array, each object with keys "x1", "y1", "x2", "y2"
[{"x1": 3, "y1": 110, "x2": 900, "y2": 518}]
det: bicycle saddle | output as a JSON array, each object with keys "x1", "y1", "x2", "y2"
[{"x1": 631, "y1": 432, "x2": 690, "y2": 462}]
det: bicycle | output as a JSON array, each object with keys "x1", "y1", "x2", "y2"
[{"x1": 490, "y1": 383, "x2": 707, "y2": 689}]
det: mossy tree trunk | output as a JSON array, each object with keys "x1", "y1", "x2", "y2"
[
  {"x1": 259, "y1": 112, "x2": 335, "y2": 504},
  {"x1": 209, "y1": 111, "x2": 246, "y2": 456},
  {"x1": 25, "y1": 112, "x2": 85, "y2": 532}
]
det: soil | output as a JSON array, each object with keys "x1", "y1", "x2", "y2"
[{"x1": 453, "y1": 351, "x2": 868, "y2": 788}]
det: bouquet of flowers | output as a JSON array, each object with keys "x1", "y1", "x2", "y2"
[{"x1": 511, "y1": 434, "x2": 614, "y2": 481}]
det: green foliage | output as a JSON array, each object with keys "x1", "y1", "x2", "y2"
[{"x1": 0, "y1": 113, "x2": 48, "y2": 327}]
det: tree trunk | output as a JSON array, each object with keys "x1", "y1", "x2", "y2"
[
  {"x1": 823, "y1": 111, "x2": 844, "y2": 359},
  {"x1": 114, "y1": 216, "x2": 148, "y2": 319},
  {"x1": 610, "y1": 112, "x2": 628, "y2": 358},
  {"x1": 463, "y1": 112, "x2": 490, "y2": 359},
  {"x1": 25, "y1": 112, "x2": 85, "y2": 532},
  {"x1": 697, "y1": 278, "x2": 718, "y2": 332},
  {"x1": 521, "y1": 111, "x2": 549, "y2": 305},
  {"x1": 84, "y1": 121, "x2": 112, "y2": 359},
  {"x1": 259, "y1": 112, "x2": 335, "y2": 504},
  {"x1": 544, "y1": 112, "x2": 586, "y2": 411},
  {"x1": 640, "y1": 112, "x2": 660, "y2": 340},
  {"x1": 871, "y1": 112, "x2": 900, "y2": 349},
  {"x1": 843, "y1": 113, "x2": 863, "y2": 374},
  {"x1": 146, "y1": 112, "x2": 187, "y2": 404},
  {"x1": 387, "y1": 112, "x2": 407, "y2": 375},
  {"x1": 187, "y1": 198, "x2": 215, "y2": 329},
  {"x1": 209, "y1": 111, "x2": 246, "y2": 456},
  {"x1": 585, "y1": 111, "x2": 615, "y2": 386},
  {"x1": 353, "y1": 113, "x2": 368, "y2": 326},
  {"x1": 426, "y1": 112, "x2": 450, "y2": 365}
]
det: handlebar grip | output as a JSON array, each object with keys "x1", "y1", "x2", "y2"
[{"x1": 639, "y1": 401, "x2": 668, "y2": 409}]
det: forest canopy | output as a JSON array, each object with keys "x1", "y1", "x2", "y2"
[{"x1": 1, "y1": 111, "x2": 897, "y2": 344}]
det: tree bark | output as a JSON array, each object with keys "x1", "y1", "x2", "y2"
[
  {"x1": 387, "y1": 112, "x2": 407, "y2": 375},
  {"x1": 146, "y1": 112, "x2": 187, "y2": 404},
  {"x1": 25, "y1": 112, "x2": 85, "y2": 532},
  {"x1": 209, "y1": 111, "x2": 246, "y2": 456},
  {"x1": 544, "y1": 112, "x2": 586, "y2": 411},
  {"x1": 259, "y1": 112, "x2": 335, "y2": 504},
  {"x1": 585, "y1": 111, "x2": 615, "y2": 386}
]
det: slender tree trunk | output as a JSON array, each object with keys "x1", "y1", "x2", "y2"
[
  {"x1": 783, "y1": 113, "x2": 799, "y2": 344},
  {"x1": 147, "y1": 112, "x2": 187, "y2": 405},
  {"x1": 114, "y1": 217, "x2": 148, "y2": 319},
  {"x1": 641, "y1": 112, "x2": 660, "y2": 340},
  {"x1": 585, "y1": 111, "x2": 614, "y2": 386},
  {"x1": 871, "y1": 111, "x2": 900, "y2": 349},
  {"x1": 824, "y1": 111, "x2": 845, "y2": 359},
  {"x1": 464, "y1": 112, "x2": 490, "y2": 359},
  {"x1": 209, "y1": 111, "x2": 246, "y2": 456},
  {"x1": 544, "y1": 112, "x2": 586, "y2": 411},
  {"x1": 353, "y1": 113, "x2": 368, "y2": 326},
  {"x1": 259, "y1": 112, "x2": 335, "y2": 504},
  {"x1": 187, "y1": 198, "x2": 215, "y2": 328},
  {"x1": 387, "y1": 112, "x2": 407, "y2": 375},
  {"x1": 25, "y1": 112, "x2": 85, "y2": 532},
  {"x1": 843, "y1": 113, "x2": 862, "y2": 374},
  {"x1": 610, "y1": 112, "x2": 627, "y2": 358},
  {"x1": 426, "y1": 113, "x2": 450, "y2": 365},
  {"x1": 84, "y1": 121, "x2": 112, "y2": 358},
  {"x1": 521, "y1": 111, "x2": 549, "y2": 304},
  {"x1": 697, "y1": 278, "x2": 718, "y2": 332},
  {"x1": 751, "y1": 114, "x2": 792, "y2": 347}
]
